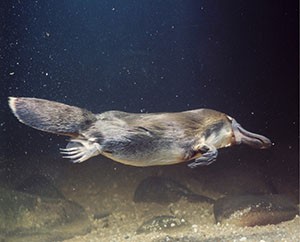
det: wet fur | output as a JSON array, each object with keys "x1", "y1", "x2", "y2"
[
  {"x1": 9, "y1": 97, "x2": 96, "y2": 136},
  {"x1": 9, "y1": 97, "x2": 270, "y2": 167}
]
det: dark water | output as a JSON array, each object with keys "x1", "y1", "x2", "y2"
[{"x1": 1, "y1": 0, "x2": 298, "y2": 196}]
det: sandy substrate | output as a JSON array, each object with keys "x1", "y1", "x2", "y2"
[{"x1": 44, "y1": 156, "x2": 300, "y2": 242}]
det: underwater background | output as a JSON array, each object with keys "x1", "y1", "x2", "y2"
[{"x1": 0, "y1": 0, "x2": 299, "y2": 241}]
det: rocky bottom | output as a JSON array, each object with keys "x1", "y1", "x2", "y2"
[{"x1": 1, "y1": 153, "x2": 299, "y2": 242}]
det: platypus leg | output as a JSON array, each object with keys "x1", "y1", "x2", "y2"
[
  {"x1": 60, "y1": 138, "x2": 101, "y2": 163},
  {"x1": 188, "y1": 145, "x2": 218, "y2": 168}
]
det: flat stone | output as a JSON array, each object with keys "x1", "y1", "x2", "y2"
[
  {"x1": 213, "y1": 194, "x2": 298, "y2": 227},
  {"x1": 134, "y1": 176, "x2": 214, "y2": 204},
  {"x1": 0, "y1": 187, "x2": 90, "y2": 241},
  {"x1": 136, "y1": 215, "x2": 187, "y2": 234},
  {"x1": 15, "y1": 174, "x2": 64, "y2": 199}
]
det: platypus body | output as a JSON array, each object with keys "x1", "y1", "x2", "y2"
[{"x1": 9, "y1": 97, "x2": 271, "y2": 168}]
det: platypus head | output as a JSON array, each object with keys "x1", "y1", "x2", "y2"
[{"x1": 228, "y1": 116, "x2": 272, "y2": 149}]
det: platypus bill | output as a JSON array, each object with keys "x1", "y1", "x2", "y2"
[{"x1": 8, "y1": 97, "x2": 272, "y2": 168}]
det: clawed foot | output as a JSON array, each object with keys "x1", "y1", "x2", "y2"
[
  {"x1": 188, "y1": 145, "x2": 218, "y2": 168},
  {"x1": 60, "y1": 139, "x2": 101, "y2": 163}
]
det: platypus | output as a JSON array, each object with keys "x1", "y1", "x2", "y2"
[{"x1": 8, "y1": 97, "x2": 272, "y2": 168}]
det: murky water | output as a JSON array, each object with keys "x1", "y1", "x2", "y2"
[{"x1": 1, "y1": 1, "x2": 298, "y2": 241}]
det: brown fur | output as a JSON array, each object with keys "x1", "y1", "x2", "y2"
[{"x1": 9, "y1": 97, "x2": 271, "y2": 166}]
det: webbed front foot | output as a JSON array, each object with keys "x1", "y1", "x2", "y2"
[{"x1": 188, "y1": 145, "x2": 218, "y2": 168}]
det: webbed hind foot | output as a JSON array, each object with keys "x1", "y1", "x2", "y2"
[{"x1": 60, "y1": 139, "x2": 101, "y2": 163}]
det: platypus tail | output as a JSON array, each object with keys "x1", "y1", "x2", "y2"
[{"x1": 8, "y1": 97, "x2": 97, "y2": 137}]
